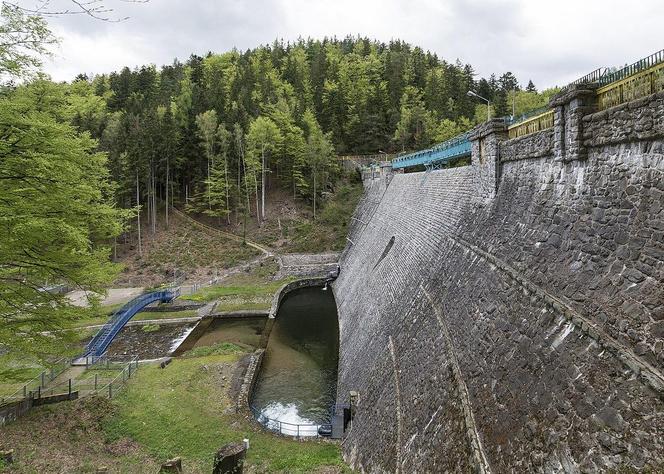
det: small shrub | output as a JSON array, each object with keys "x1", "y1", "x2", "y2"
[{"x1": 141, "y1": 324, "x2": 160, "y2": 333}]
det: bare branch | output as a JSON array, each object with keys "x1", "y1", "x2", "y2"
[{"x1": 3, "y1": 0, "x2": 149, "y2": 22}]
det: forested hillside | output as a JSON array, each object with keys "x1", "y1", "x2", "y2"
[
  {"x1": 0, "y1": 0, "x2": 558, "y2": 354},
  {"x1": 63, "y1": 37, "x2": 557, "y2": 228}
]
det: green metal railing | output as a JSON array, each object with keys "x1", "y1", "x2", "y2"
[
  {"x1": 562, "y1": 67, "x2": 608, "y2": 90},
  {"x1": 597, "y1": 50, "x2": 664, "y2": 110},
  {"x1": 598, "y1": 49, "x2": 664, "y2": 86}
]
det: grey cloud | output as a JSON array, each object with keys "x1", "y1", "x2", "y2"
[{"x1": 34, "y1": 0, "x2": 664, "y2": 87}]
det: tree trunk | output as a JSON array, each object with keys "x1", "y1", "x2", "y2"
[
  {"x1": 207, "y1": 151, "x2": 211, "y2": 209},
  {"x1": 136, "y1": 172, "x2": 142, "y2": 257},
  {"x1": 165, "y1": 158, "x2": 169, "y2": 228},
  {"x1": 254, "y1": 170, "x2": 260, "y2": 226},
  {"x1": 261, "y1": 144, "x2": 266, "y2": 221},
  {"x1": 224, "y1": 153, "x2": 230, "y2": 225},
  {"x1": 237, "y1": 151, "x2": 241, "y2": 225},
  {"x1": 151, "y1": 165, "x2": 156, "y2": 234}
]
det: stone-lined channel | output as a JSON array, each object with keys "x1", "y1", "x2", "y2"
[{"x1": 251, "y1": 286, "x2": 339, "y2": 436}]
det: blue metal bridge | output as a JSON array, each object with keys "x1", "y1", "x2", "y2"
[
  {"x1": 391, "y1": 132, "x2": 472, "y2": 170},
  {"x1": 83, "y1": 288, "x2": 180, "y2": 357}
]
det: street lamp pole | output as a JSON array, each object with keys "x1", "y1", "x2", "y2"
[{"x1": 467, "y1": 90, "x2": 491, "y2": 121}]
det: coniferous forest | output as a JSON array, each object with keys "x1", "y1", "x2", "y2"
[{"x1": 54, "y1": 37, "x2": 558, "y2": 225}]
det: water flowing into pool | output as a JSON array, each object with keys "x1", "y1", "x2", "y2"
[{"x1": 251, "y1": 286, "x2": 339, "y2": 436}]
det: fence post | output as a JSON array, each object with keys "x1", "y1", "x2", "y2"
[
  {"x1": 95, "y1": 374, "x2": 98, "y2": 391},
  {"x1": 40, "y1": 371, "x2": 45, "y2": 388},
  {"x1": 128, "y1": 363, "x2": 132, "y2": 379},
  {"x1": 37, "y1": 386, "x2": 41, "y2": 399},
  {"x1": 23, "y1": 385, "x2": 27, "y2": 398},
  {"x1": 68, "y1": 379, "x2": 72, "y2": 396},
  {"x1": 109, "y1": 382, "x2": 112, "y2": 398}
]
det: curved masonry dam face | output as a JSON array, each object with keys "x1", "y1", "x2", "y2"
[
  {"x1": 333, "y1": 88, "x2": 664, "y2": 472},
  {"x1": 251, "y1": 286, "x2": 340, "y2": 435}
]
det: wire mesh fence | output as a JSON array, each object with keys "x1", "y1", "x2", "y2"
[
  {"x1": 1, "y1": 356, "x2": 138, "y2": 407},
  {"x1": 0, "y1": 358, "x2": 71, "y2": 406}
]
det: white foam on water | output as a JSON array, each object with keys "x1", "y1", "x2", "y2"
[
  {"x1": 169, "y1": 326, "x2": 195, "y2": 354},
  {"x1": 260, "y1": 402, "x2": 319, "y2": 437}
]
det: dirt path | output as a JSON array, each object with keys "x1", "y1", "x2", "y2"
[
  {"x1": 66, "y1": 287, "x2": 144, "y2": 308},
  {"x1": 170, "y1": 207, "x2": 274, "y2": 256}
]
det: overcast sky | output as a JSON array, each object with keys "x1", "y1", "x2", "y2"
[{"x1": 33, "y1": 0, "x2": 663, "y2": 89}]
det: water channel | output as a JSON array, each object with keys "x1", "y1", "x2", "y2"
[{"x1": 251, "y1": 286, "x2": 339, "y2": 436}]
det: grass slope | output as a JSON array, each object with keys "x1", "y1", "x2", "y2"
[
  {"x1": 182, "y1": 258, "x2": 296, "y2": 312},
  {"x1": 1, "y1": 347, "x2": 348, "y2": 473}
]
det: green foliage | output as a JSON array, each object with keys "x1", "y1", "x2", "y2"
[
  {"x1": 181, "y1": 279, "x2": 291, "y2": 304},
  {"x1": 182, "y1": 342, "x2": 246, "y2": 358},
  {"x1": 75, "y1": 37, "x2": 538, "y2": 234},
  {"x1": 435, "y1": 117, "x2": 473, "y2": 142},
  {"x1": 393, "y1": 85, "x2": 436, "y2": 151},
  {"x1": 0, "y1": 3, "x2": 56, "y2": 79},
  {"x1": 141, "y1": 323, "x2": 160, "y2": 333},
  {"x1": 0, "y1": 80, "x2": 129, "y2": 357},
  {"x1": 288, "y1": 180, "x2": 363, "y2": 252},
  {"x1": 508, "y1": 87, "x2": 561, "y2": 118}
]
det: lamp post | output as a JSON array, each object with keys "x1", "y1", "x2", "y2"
[{"x1": 467, "y1": 90, "x2": 491, "y2": 121}]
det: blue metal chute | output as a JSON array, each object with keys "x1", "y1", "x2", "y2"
[
  {"x1": 391, "y1": 132, "x2": 472, "y2": 170},
  {"x1": 83, "y1": 287, "x2": 180, "y2": 357}
]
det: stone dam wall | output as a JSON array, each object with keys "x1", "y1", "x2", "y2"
[{"x1": 333, "y1": 89, "x2": 664, "y2": 473}]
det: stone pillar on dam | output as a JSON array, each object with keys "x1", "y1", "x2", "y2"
[
  {"x1": 468, "y1": 119, "x2": 508, "y2": 199},
  {"x1": 334, "y1": 88, "x2": 664, "y2": 472},
  {"x1": 550, "y1": 83, "x2": 599, "y2": 163},
  {"x1": 379, "y1": 160, "x2": 394, "y2": 188}
]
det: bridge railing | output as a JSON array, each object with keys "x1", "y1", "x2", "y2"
[
  {"x1": 391, "y1": 132, "x2": 471, "y2": 170},
  {"x1": 84, "y1": 288, "x2": 179, "y2": 357}
]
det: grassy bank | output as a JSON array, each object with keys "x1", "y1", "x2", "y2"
[
  {"x1": 182, "y1": 258, "x2": 296, "y2": 312},
  {"x1": 1, "y1": 346, "x2": 348, "y2": 473}
]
